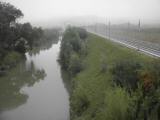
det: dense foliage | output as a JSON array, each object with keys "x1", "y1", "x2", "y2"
[
  {"x1": 60, "y1": 29, "x2": 160, "y2": 120},
  {"x1": 0, "y1": 2, "x2": 51, "y2": 74},
  {"x1": 0, "y1": 2, "x2": 44, "y2": 52},
  {"x1": 111, "y1": 60, "x2": 142, "y2": 91},
  {"x1": 112, "y1": 60, "x2": 160, "y2": 120},
  {"x1": 59, "y1": 27, "x2": 87, "y2": 76}
]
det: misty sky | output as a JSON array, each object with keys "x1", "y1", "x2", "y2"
[{"x1": 3, "y1": 0, "x2": 160, "y2": 24}]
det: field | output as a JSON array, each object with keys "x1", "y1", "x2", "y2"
[{"x1": 86, "y1": 24, "x2": 160, "y2": 44}]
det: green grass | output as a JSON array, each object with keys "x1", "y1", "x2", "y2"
[{"x1": 70, "y1": 33, "x2": 156, "y2": 120}]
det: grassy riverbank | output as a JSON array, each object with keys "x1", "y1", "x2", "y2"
[
  {"x1": 60, "y1": 27, "x2": 160, "y2": 120},
  {"x1": 70, "y1": 33, "x2": 153, "y2": 120}
]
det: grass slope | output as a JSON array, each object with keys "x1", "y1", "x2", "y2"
[{"x1": 70, "y1": 33, "x2": 155, "y2": 120}]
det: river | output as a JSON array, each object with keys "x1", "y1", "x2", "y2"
[{"x1": 0, "y1": 38, "x2": 70, "y2": 120}]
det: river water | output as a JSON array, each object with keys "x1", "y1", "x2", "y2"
[{"x1": 0, "y1": 39, "x2": 70, "y2": 120}]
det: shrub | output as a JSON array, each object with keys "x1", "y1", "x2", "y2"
[
  {"x1": 112, "y1": 60, "x2": 142, "y2": 90},
  {"x1": 68, "y1": 53, "x2": 83, "y2": 75},
  {"x1": 3, "y1": 51, "x2": 22, "y2": 67},
  {"x1": 71, "y1": 90, "x2": 90, "y2": 118},
  {"x1": 148, "y1": 60, "x2": 160, "y2": 88},
  {"x1": 59, "y1": 42, "x2": 73, "y2": 69},
  {"x1": 104, "y1": 87, "x2": 132, "y2": 120}
]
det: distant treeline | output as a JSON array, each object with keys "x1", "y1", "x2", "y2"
[
  {"x1": 0, "y1": 2, "x2": 60, "y2": 74},
  {"x1": 28, "y1": 28, "x2": 61, "y2": 56}
]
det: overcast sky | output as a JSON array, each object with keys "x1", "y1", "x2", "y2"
[{"x1": 3, "y1": 0, "x2": 160, "y2": 24}]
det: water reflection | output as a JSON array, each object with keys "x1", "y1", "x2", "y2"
[
  {"x1": 28, "y1": 38, "x2": 59, "y2": 56},
  {"x1": 0, "y1": 36, "x2": 69, "y2": 120},
  {"x1": 60, "y1": 69, "x2": 72, "y2": 95},
  {"x1": 0, "y1": 59, "x2": 46, "y2": 111}
]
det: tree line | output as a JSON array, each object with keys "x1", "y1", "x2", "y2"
[
  {"x1": 59, "y1": 27, "x2": 87, "y2": 76},
  {"x1": 0, "y1": 2, "x2": 59, "y2": 74}
]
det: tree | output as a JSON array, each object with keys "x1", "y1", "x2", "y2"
[
  {"x1": 0, "y1": 2, "x2": 23, "y2": 24},
  {"x1": 68, "y1": 53, "x2": 83, "y2": 75},
  {"x1": 76, "y1": 27, "x2": 88, "y2": 40},
  {"x1": 15, "y1": 37, "x2": 27, "y2": 53},
  {"x1": 0, "y1": 2, "x2": 23, "y2": 49},
  {"x1": 20, "y1": 23, "x2": 33, "y2": 48}
]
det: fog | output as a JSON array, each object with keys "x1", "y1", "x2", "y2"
[{"x1": 3, "y1": 0, "x2": 160, "y2": 27}]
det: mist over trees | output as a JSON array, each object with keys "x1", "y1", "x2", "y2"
[
  {"x1": 59, "y1": 27, "x2": 87, "y2": 75},
  {"x1": 0, "y1": 2, "x2": 45, "y2": 51},
  {"x1": 0, "y1": 2, "x2": 49, "y2": 74}
]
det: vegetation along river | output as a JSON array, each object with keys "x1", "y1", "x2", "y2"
[{"x1": 0, "y1": 37, "x2": 70, "y2": 120}]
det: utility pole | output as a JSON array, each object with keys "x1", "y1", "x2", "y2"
[
  {"x1": 128, "y1": 22, "x2": 130, "y2": 40},
  {"x1": 95, "y1": 23, "x2": 97, "y2": 33},
  {"x1": 138, "y1": 19, "x2": 141, "y2": 32},
  {"x1": 137, "y1": 19, "x2": 141, "y2": 50},
  {"x1": 87, "y1": 22, "x2": 89, "y2": 31},
  {"x1": 106, "y1": 19, "x2": 107, "y2": 37},
  {"x1": 0, "y1": 23, "x2": 2, "y2": 33},
  {"x1": 108, "y1": 21, "x2": 111, "y2": 39},
  {"x1": 128, "y1": 22, "x2": 130, "y2": 30}
]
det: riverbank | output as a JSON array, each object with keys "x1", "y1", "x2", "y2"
[
  {"x1": 0, "y1": 28, "x2": 60, "y2": 76},
  {"x1": 0, "y1": 37, "x2": 70, "y2": 120},
  {"x1": 60, "y1": 27, "x2": 160, "y2": 120}
]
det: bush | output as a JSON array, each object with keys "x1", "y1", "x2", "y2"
[
  {"x1": 112, "y1": 60, "x2": 142, "y2": 90},
  {"x1": 104, "y1": 87, "x2": 132, "y2": 120},
  {"x1": 71, "y1": 90, "x2": 90, "y2": 118},
  {"x1": 133, "y1": 60, "x2": 160, "y2": 120},
  {"x1": 68, "y1": 53, "x2": 83, "y2": 75},
  {"x1": 3, "y1": 51, "x2": 22, "y2": 67}
]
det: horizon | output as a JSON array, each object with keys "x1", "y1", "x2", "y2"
[{"x1": 2, "y1": 0, "x2": 160, "y2": 27}]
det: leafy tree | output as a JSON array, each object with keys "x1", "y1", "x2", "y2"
[
  {"x1": 0, "y1": 2, "x2": 23, "y2": 24},
  {"x1": 0, "y1": 2, "x2": 23, "y2": 48},
  {"x1": 76, "y1": 27, "x2": 88, "y2": 40},
  {"x1": 0, "y1": 1, "x2": 45, "y2": 72},
  {"x1": 14, "y1": 37, "x2": 27, "y2": 53},
  {"x1": 20, "y1": 23, "x2": 33, "y2": 48}
]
